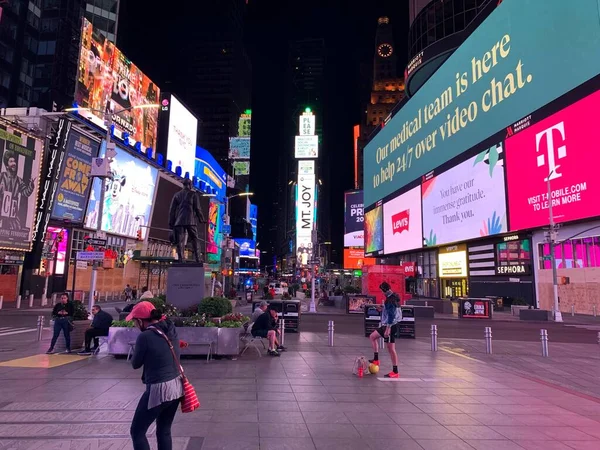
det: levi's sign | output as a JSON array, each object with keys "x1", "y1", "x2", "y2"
[
  {"x1": 363, "y1": 0, "x2": 600, "y2": 207},
  {"x1": 391, "y1": 210, "x2": 409, "y2": 234}
]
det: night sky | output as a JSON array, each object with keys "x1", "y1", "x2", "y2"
[{"x1": 118, "y1": 0, "x2": 408, "y2": 264}]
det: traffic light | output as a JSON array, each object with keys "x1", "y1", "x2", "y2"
[
  {"x1": 136, "y1": 228, "x2": 142, "y2": 240},
  {"x1": 228, "y1": 269, "x2": 233, "y2": 276}
]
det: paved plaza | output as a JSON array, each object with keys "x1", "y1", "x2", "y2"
[{"x1": 0, "y1": 315, "x2": 599, "y2": 450}]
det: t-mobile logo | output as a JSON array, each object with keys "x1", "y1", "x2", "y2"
[{"x1": 535, "y1": 122, "x2": 567, "y2": 181}]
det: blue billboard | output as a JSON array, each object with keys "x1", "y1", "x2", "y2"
[
  {"x1": 235, "y1": 238, "x2": 256, "y2": 258},
  {"x1": 195, "y1": 146, "x2": 226, "y2": 201},
  {"x1": 363, "y1": 0, "x2": 600, "y2": 207},
  {"x1": 249, "y1": 203, "x2": 258, "y2": 242}
]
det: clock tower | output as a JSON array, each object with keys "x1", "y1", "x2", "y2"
[{"x1": 373, "y1": 16, "x2": 397, "y2": 81}]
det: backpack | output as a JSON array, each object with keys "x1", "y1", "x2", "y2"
[{"x1": 352, "y1": 356, "x2": 369, "y2": 376}]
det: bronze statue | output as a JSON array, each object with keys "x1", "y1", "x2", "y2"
[{"x1": 168, "y1": 178, "x2": 206, "y2": 263}]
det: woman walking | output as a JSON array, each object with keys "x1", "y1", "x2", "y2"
[
  {"x1": 368, "y1": 282, "x2": 403, "y2": 378},
  {"x1": 127, "y1": 301, "x2": 183, "y2": 450}
]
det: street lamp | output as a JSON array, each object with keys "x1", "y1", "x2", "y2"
[
  {"x1": 546, "y1": 169, "x2": 563, "y2": 322},
  {"x1": 65, "y1": 104, "x2": 159, "y2": 314}
]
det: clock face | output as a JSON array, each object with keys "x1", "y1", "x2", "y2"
[{"x1": 377, "y1": 43, "x2": 393, "y2": 58}]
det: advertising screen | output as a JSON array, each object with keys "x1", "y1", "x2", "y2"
[
  {"x1": 299, "y1": 113, "x2": 315, "y2": 136},
  {"x1": 195, "y1": 147, "x2": 226, "y2": 200},
  {"x1": 298, "y1": 160, "x2": 314, "y2": 175},
  {"x1": 0, "y1": 126, "x2": 43, "y2": 251},
  {"x1": 206, "y1": 198, "x2": 222, "y2": 255},
  {"x1": 85, "y1": 146, "x2": 158, "y2": 239},
  {"x1": 506, "y1": 90, "x2": 600, "y2": 231},
  {"x1": 296, "y1": 173, "x2": 315, "y2": 257},
  {"x1": 233, "y1": 161, "x2": 250, "y2": 176},
  {"x1": 422, "y1": 146, "x2": 507, "y2": 246},
  {"x1": 364, "y1": 204, "x2": 383, "y2": 256},
  {"x1": 235, "y1": 239, "x2": 256, "y2": 257},
  {"x1": 363, "y1": 0, "x2": 600, "y2": 207},
  {"x1": 46, "y1": 227, "x2": 68, "y2": 275},
  {"x1": 228, "y1": 137, "x2": 250, "y2": 159},
  {"x1": 343, "y1": 248, "x2": 375, "y2": 270},
  {"x1": 295, "y1": 135, "x2": 319, "y2": 158},
  {"x1": 164, "y1": 95, "x2": 197, "y2": 177},
  {"x1": 383, "y1": 186, "x2": 422, "y2": 254},
  {"x1": 439, "y1": 250, "x2": 468, "y2": 278},
  {"x1": 51, "y1": 130, "x2": 100, "y2": 222},
  {"x1": 74, "y1": 19, "x2": 160, "y2": 151},
  {"x1": 148, "y1": 175, "x2": 181, "y2": 243},
  {"x1": 344, "y1": 190, "x2": 364, "y2": 247},
  {"x1": 249, "y1": 203, "x2": 257, "y2": 242}
]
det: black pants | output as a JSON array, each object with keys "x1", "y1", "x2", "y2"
[
  {"x1": 174, "y1": 225, "x2": 201, "y2": 263},
  {"x1": 50, "y1": 318, "x2": 71, "y2": 351},
  {"x1": 131, "y1": 388, "x2": 180, "y2": 450},
  {"x1": 84, "y1": 328, "x2": 108, "y2": 351}
]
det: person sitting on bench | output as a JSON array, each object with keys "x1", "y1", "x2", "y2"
[
  {"x1": 251, "y1": 307, "x2": 286, "y2": 356},
  {"x1": 79, "y1": 305, "x2": 113, "y2": 355}
]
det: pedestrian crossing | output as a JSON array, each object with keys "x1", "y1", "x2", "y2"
[{"x1": 0, "y1": 326, "x2": 36, "y2": 337}]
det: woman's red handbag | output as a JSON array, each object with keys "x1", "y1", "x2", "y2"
[{"x1": 151, "y1": 328, "x2": 200, "y2": 413}]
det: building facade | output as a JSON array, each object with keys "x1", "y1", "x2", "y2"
[{"x1": 84, "y1": 0, "x2": 119, "y2": 42}]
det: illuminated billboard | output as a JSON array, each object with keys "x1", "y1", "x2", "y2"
[
  {"x1": 194, "y1": 147, "x2": 226, "y2": 201},
  {"x1": 383, "y1": 185, "x2": 422, "y2": 254},
  {"x1": 160, "y1": 94, "x2": 197, "y2": 178},
  {"x1": 74, "y1": 18, "x2": 160, "y2": 152},
  {"x1": 229, "y1": 137, "x2": 250, "y2": 160},
  {"x1": 364, "y1": 203, "x2": 383, "y2": 256},
  {"x1": 344, "y1": 190, "x2": 364, "y2": 247},
  {"x1": 295, "y1": 135, "x2": 318, "y2": 159},
  {"x1": 422, "y1": 146, "x2": 507, "y2": 246},
  {"x1": 299, "y1": 112, "x2": 315, "y2": 136},
  {"x1": 85, "y1": 145, "x2": 158, "y2": 239},
  {"x1": 506, "y1": 89, "x2": 600, "y2": 231},
  {"x1": 296, "y1": 173, "x2": 315, "y2": 264},
  {"x1": 343, "y1": 248, "x2": 375, "y2": 270},
  {"x1": 364, "y1": 0, "x2": 600, "y2": 207}
]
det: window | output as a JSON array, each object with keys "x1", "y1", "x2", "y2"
[
  {"x1": 538, "y1": 235, "x2": 600, "y2": 269},
  {"x1": 41, "y1": 18, "x2": 59, "y2": 33},
  {"x1": 38, "y1": 41, "x2": 56, "y2": 56}
]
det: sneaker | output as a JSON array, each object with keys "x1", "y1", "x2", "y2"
[
  {"x1": 276, "y1": 345, "x2": 287, "y2": 352},
  {"x1": 63, "y1": 350, "x2": 72, "y2": 354},
  {"x1": 368, "y1": 359, "x2": 380, "y2": 366},
  {"x1": 78, "y1": 351, "x2": 92, "y2": 356},
  {"x1": 45, "y1": 349, "x2": 54, "y2": 354},
  {"x1": 384, "y1": 371, "x2": 399, "y2": 379},
  {"x1": 267, "y1": 350, "x2": 281, "y2": 357}
]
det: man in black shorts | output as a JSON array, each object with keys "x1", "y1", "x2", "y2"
[
  {"x1": 251, "y1": 307, "x2": 286, "y2": 356},
  {"x1": 368, "y1": 282, "x2": 402, "y2": 378}
]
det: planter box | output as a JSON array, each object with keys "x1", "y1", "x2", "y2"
[
  {"x1": 511, "y1": 305, "x2": 530, "y2": 316},
  {"x1": 217, "y1": 327, "x2": 243, "y2": 355},
  {"x1": 407, "y1": 299, "x2": 453, "y2": 314},
  {"x1": 52, "y1": 320, "x2": 91, "y2": 352},
  {"x1": 296, "y1": 292, "x2": 306, "y2": 300},
  {"x1": 412, "y1": 306, "x2": 435, "y2": 318},
  {"x1": 107, "y1": 326, "x2": 238, "y2": 356},
  {"x1": 519, "y1": 309, "x2": 552, "y2": 321}
]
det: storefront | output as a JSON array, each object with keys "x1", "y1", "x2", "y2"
[
  {"x1": 438, "y1": 244, "x2": 468, "y2": 298},
  {"x1": 533, "y1": 220, "x2": 600, "y2": 314},
  {"x1": 468, "y1": 234, "x2": 535, "y2": 305},
  {"x1": 398, "y1": 249, "x2": 438, "y2": 298}
]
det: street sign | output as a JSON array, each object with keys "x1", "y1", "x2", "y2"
[
  {"x1": 222, "y1": 224, "x2": 231, "y2": 235},
  {"x1": 76, "y1": 251, "x2": 105, "y2": 261},
  {"x1": 86, "y1": 238, "x2": 107, "y2": 247},
  {"x1": 76, "y1": 261, "x2": 89, "y2": 270},
  {"x1": 42, "y1": 252, "x2": 55, "y2": 259}
]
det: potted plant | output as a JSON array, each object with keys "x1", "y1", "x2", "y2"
[
  {"x1": 198, "y1": 297, "x2": 232, "y2": 320},
  {"x1": 102, "y1": 249, "x2": 118, "y2": 269},
  {"x1": 510, "y1": 297, "x2": 530, "y2": 316}
]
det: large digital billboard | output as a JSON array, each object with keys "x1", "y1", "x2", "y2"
[
  {"x1": 0, "y1": 125, "x2": 43, "y2": 251},
  {"x1": 506, "y1": 89, "x2": 600, "y2": 230},
  {"x1": 195, "y1": 147, "x2": 226, "y2": 201},
  {"x1": 163, "y1": 95, "x2": 197, "y2": 178},
  {"x1": 235, "y1": 239, "x2": 256, "y2": 258},
  {"x1": 344, "y1": 190, "x2": 364, "y2": 247},
  {"x1": 229, "y1": 137, "x2": 250, "y2": 160},
  {"x1": 364, "y1": 204, "x2": 383, "y2": 256},
  {"x1": 363, "y1": 0, "x2": 600, "y2": 207},
  {"x1": 383, "y1": 186, "x2": 422, "y2": 254},
  {"x1": 422, "y1": 146, "x2": 507, "y2": 246},
  {"x1": 51, "y1": 130, "x2": 101, "y2": 222},
  {"x1": 295, "y1": 135, "x2": 318, "y2": 159},
  {"x1": 343, "y1": 248, "x2": 376, "y2": 270},
  {"x1": 85, "y1": 145, "x2": 158, "y2": 239},
  {"x1": 74, "y1": 18, "x2": 160, "y2": 152},
  {"x1": 296, "y1": 173, "x2": 315, "y2": 255}
]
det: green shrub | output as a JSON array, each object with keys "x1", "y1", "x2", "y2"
[
  {"x1": 220, "y1": 321, "x2": 243, "y2": 328},
  {"x1": 111, "y1": 320, "x2": 135, "y2": 327},
  {"x1": 144, "y1": 297, "x2": 166, "y2": 310},
  {"x1": 183, "y1": 314, "x2": 206, "y2": 327},
  {"x1": 198, "y1": 297, "x2": 232, "y2": 318},
  {"x1": 72, "y1": 301, "x2": 89, "y2": 321},
  {"x1": 511, "y1": 298, "x2": 528, "y2": 306}
]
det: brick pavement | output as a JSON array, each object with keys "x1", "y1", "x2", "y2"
[{"x1": 0, "y1": 327, "x2": 599, "y2": 449}]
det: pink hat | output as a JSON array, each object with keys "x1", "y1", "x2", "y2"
[{"x1": 126, "y1": 301, "x2": 155, "y2": 321}]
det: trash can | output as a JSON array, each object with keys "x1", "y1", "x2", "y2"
[
  {"x1": 245, "y1": 291, "x2": 253, "y2": 304},
  {"x1": 398, "y1": 306, "x2": 416, "y2": 338},
  {"x1": 282, "y1": 300, "x2": 301, "y2": 332},
  {"x1": 485, "y1": 296, "x2": 503, "y2": 311}
]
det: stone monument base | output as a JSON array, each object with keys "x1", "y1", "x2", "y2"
[{"x1": 166, "y1": 263, "x2": 205, "y2": 310}]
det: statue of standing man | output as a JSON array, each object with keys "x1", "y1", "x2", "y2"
[{"x1": 169, "y1": 178, "x2": 206, "y2": 263}]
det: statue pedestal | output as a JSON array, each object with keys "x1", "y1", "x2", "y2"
[{"x1": 166, "y1": 263, "x2": 205, "y2": 310}]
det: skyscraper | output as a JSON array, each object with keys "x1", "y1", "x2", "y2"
[
  {"x1": 84, "y1": 0, "x2": 120, "y2": 42},
  {"x1": 358, "y1": 17, "x2": 405, "y2": 189}
]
